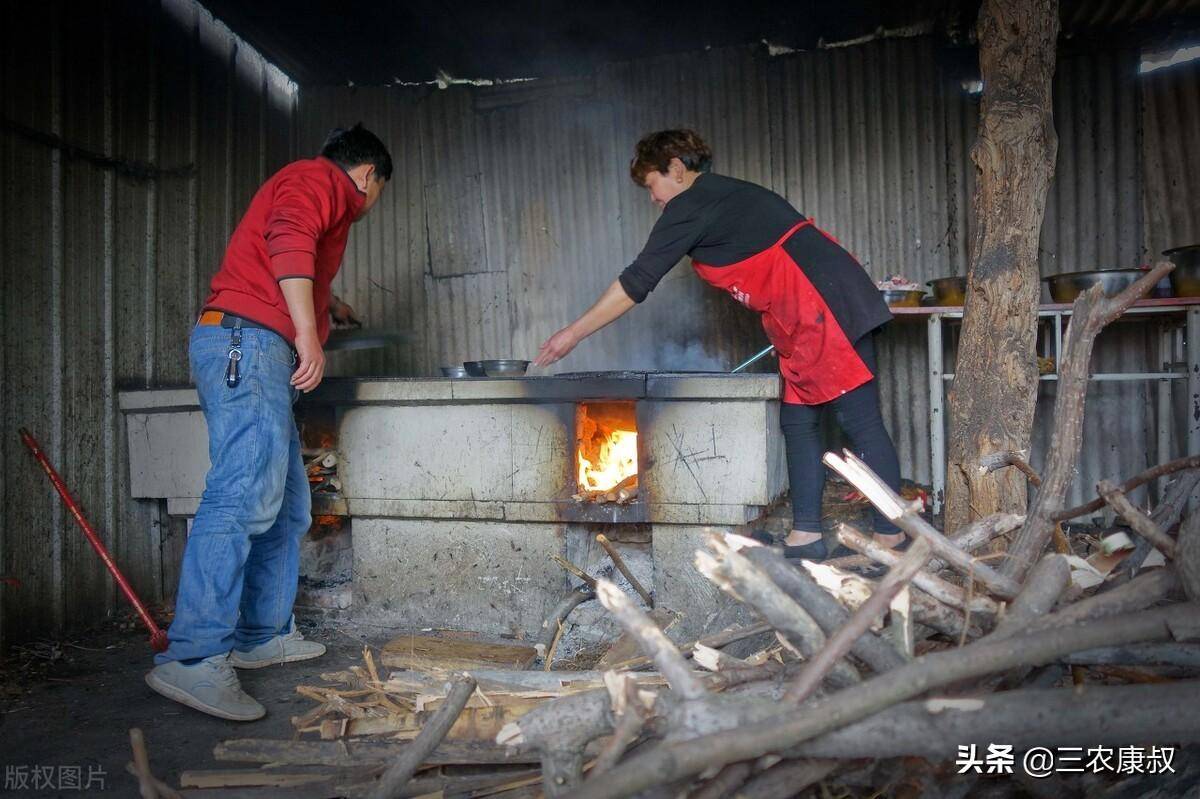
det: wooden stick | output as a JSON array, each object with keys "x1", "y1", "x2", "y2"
[
  {"x1": 595, "y1": 534, "x2": 653, "y2": 607},
  {"x1": 837, "y1": 525, "x2": 999, "y2": 615},
  {"x1": 595, "y1": 579, "x2": 707, "y2": 701},
  {"x1": 552, "y1": 555, "x2": 598, "y2": 589},
  {"x1": 1178, "y1": 511, "x2": 1200, "y2": 602},
  {"x1": 1003, "y1": 262, "x2": 1175, "y2": 581},
  {"x1": 827, "y1": 450, "x2": 1020, "y2": 600},
  {"x1": 735, "y1": 759, "x2": 838, "y2": 799},
  {"x1": 1052, "y1": 455, "x2": 1200, "y2": 522},
  {"x1": 368, "y1": 674, "x2": 477, "y2": 799},
  {"x1": 129, "y1": 728, "x2": 161, "y2": 799},
  {"x1": 535, "y1": 588, "x2": 595, "y2": 665},
  {"x1": 989, "y1": 553, "x2": 1070, "y2": 641},
  {"x1": 825, "y1": 512, "x2": 1020, "y2": 573},
  {"x1": 686, "y1": 762, "x2": 753, "y2": 799},
  {"x1": 785, "y1": 533, "x2": 934, "y2": 703},
  {"x1": 1098, "y1": 479, "x2": 1177, "y2": 558},
  {"x1": 1124, "y1": 470, "x2": 1200, "y2": 576},
  {"x1": 604, "y1": 622, "x2": 773, "y2": 672},
  {"x1": 123, "y1": 763, "x2": 181, "y2": 799},
  {"x1": 565, "y1": 603, "x2": 1197, "y2": 799},
  {"x1": 588, "y1": 676, "x2": 647, "y2": 778}
]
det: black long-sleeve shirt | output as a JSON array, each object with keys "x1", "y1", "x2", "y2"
[{"x1": 618, "y1": 172, "x2": 890, "y2": 345}]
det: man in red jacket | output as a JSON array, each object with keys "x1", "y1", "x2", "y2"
[{"x1": 146, "y1": 125, "x2": 391, "y2": 721}]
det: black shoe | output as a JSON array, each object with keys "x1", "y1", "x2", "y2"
[
  {"x1": 745, "y1": 529, "x2": 776, "y2": 546},
  {"x1": 781, "y1": 539, "x2": 855, "y2": 561}
]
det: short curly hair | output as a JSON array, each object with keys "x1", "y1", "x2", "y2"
[{"x1": 629, "y1": 129, "x2": 713, "y2": 185}]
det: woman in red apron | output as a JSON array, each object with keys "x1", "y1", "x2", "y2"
[{"x1": 535, "y1": 130, "x2": 905, "y2": 560}]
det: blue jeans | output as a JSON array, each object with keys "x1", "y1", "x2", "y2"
[{"x1": 155, "y1": 324, "x2": 310, "y2": 664}]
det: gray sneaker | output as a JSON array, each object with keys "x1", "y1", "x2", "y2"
[
  {"x1": 229, "y1": 627, "x2": 326, "y2": 670},
  {"x1": 145, "y1": 654, "x2": 266, "y2": 721}
]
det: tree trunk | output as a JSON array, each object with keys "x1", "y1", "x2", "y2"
[{"x1": 944, "y1": 0, "x2": 1059, "y2": 533}]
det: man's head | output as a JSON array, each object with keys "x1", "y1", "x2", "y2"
[{"x1": 321, "y1": 124, "x2": 393, "y2": 217}]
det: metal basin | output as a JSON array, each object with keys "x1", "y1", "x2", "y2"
[
  {"x1": 879, "y1": 288, "x2": 925, "y2": 308},
  {"x1": 926, "y1": 276, "x2": 966, "y2": 306},
  {"x1": 462, "y1": 361, "x2": 487, "y2": 377},
  {"x1": 481, "y1": 359, "x2": 530, "y2": 377},
  {"x1": 1165, "y1": 245, "x2": 1200, "y2": 297},
  {"x1": 1043, "y1": 269, "x2": 1144, "y2": 303},
  {"x1": 440, "y1": 366, "x2": 469, "y2": 378}
]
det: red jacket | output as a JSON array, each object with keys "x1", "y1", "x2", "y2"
[{"x1": 203, "y1": 157, "x2": 365, "y2": 344}]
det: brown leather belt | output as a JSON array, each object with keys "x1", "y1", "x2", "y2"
[{"x1": 197, "y1": 310, "x2": 270, "y2": 331}]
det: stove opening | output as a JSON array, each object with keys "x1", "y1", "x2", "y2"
[{"x1": 575, "y1": 401, "x2": 638, "y2": 504}]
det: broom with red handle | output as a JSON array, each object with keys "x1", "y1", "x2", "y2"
[{"x1": 19, "y1": 427, "x2": 169, "y2": 652}]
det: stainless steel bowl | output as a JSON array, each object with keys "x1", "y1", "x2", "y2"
[
  {"x1": 481, "y1": 359, "x2": 530, "y2": 377},
  {"x1": 1043, "y1": 269, "x2": 1144, "y2": 303},
  {"x1": 462, "y1": 361, "x2": 487, "y2": 377},
  {"x1": 1164, "y1": 245, "x2": 1200, "y2": 297},
  {"x1": 879, "y1": 288, "x2": 925, "y2": 308},
  {"x1": 926, "y1": 276, "x2": 966, "y2": 306},
  {"x1": 440, "y1": 366, "x2": 469, "y2": 378}
]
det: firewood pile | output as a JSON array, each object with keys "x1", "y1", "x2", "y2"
[
  {"x1": 176, "y1": 264, "x2": 1199, "y2": 797},
  {"x1": 573, "y1": 475, "x2": 639, "y2": 506},
  {"x1": 306, "y1": 448, "x2": 342, "y2": 494}
]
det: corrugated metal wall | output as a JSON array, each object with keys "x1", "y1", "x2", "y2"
[
  {"x1": 0, "y1": 0, "x2": 295, "y2": 645},
  {"x1": 301, "y1": 37, "x2": 1197, "y2": 509}
]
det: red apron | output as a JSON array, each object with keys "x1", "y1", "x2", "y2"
[{"x1": 692, "y1": 220, "x2": 873, "y2": 405}]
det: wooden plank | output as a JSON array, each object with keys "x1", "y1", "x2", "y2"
[
  {"x1": 381, "y1": 634, "x2": 537, "y2": 672},
  {"x1": 321, "y1": 698, "x2": 547, "y2": 741}
]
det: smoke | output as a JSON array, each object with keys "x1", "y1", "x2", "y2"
[{"x1": 628, "y1": 338, "x2": 728, "y2": 372}]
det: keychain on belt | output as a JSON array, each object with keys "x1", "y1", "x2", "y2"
[{"x1": 225, "y1": 319, "x2": 243, "y2": 388}]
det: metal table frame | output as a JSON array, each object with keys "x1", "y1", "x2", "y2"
[{"x1": 891, "y1": 298, "x2": 1200, "y2": 514}]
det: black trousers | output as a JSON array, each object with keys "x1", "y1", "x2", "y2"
[{"x1": 780, "y1": 333, "x2": 902, "y2": 535}]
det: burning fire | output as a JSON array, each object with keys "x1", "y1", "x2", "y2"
[{"x1": 577, "y1": 428, "x2": 638, "y2": 492}]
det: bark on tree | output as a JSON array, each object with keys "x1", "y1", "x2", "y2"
[{"x1": 944, "y1": 0, "x2": 1060, "y2": 533}]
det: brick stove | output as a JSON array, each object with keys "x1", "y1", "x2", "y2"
[{"x1": 119, "y1": 371, "x2": 786, "y2": 642}]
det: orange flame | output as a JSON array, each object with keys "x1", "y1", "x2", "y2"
[{"x1": 578, "y1": 428, "x2": 638, "y2": 492}]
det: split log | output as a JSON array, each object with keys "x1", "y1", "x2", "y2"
[
  {"x1": 695, "y1": 536, "x2": 861, "y2": 688},
  {"x1": 734, "y1": 758, "x2": 838, "y2": 799},
  {"x1": 1097, "y1": 479, "x2": 1176, "y2": 558},
  {"x1": 1176, "y1": 511, "x2": 1200, "y2": 602},
  {"x1": 1002, "y1": 261, "x2": 1175, "y2": 581},
  {"x1": 369, "y1": 675, "x2": 476, "y2": 799},
  {"x1": 785, "y1": 532, "x2": 934, "y2": 703},
  {"x1": 785, "y1": 682, "x2": 1200, "y2": 759},
  {"x1": 596, "y1": 534, "x2": 653, "y2": 607},
  {"x1": 736, "y1": 540, "x2": 906, "y2": 673},
  {"x1": 565, "y1": 604, "x2": 1198, "y2": 799},
  {"x1": 837, "y1": 525, "x2": 999, "y2": 616},
  {"x1": 1052, "y1": 455, "x2": 1200, "y2": 523}
]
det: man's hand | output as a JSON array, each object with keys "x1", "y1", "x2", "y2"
[
  {"x1": 330, "y1": 295, "x2": 362, "y2": 328},
  {"x1": 534, "y1": 326, "x2": 580, "y2": 367},
  {"x1": 291, "y1": 329, "x2": 326, "y2": 392}
]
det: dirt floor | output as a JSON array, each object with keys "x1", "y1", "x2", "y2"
[{"x1": 0, "y1": 615, "x2": 382, "y2": 798}]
